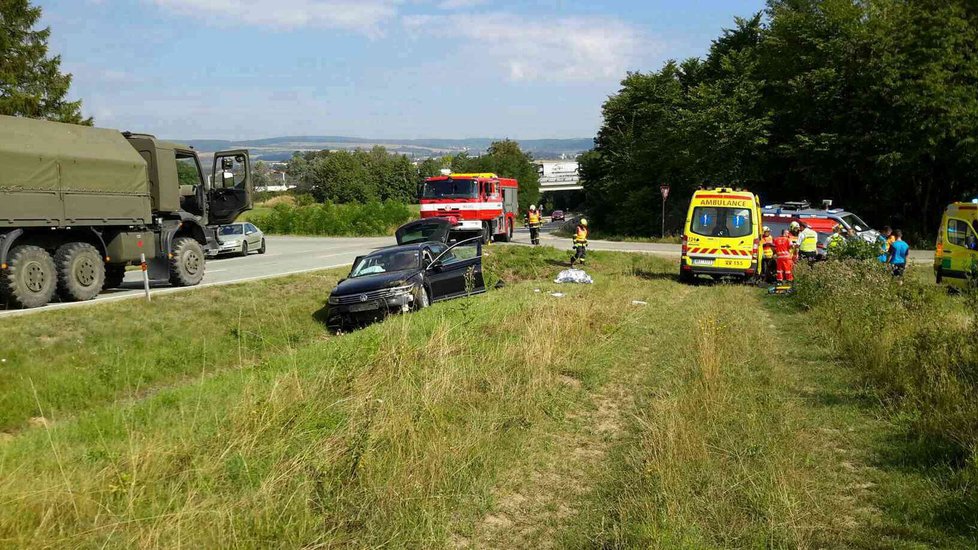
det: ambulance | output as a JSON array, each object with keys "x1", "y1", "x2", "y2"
[
  {"x1": 934, "y1": 201, "x2": 978, "y2": 289},
  {"x1": 680, "y1": 187, "x2": 764, "y2": 283}
]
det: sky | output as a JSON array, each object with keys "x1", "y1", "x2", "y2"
[{"x1": 37, "y1": 0, "x2": 766, "y2": 140}]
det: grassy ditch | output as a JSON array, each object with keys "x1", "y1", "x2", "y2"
[{"x1": 0, "y1": 247, "x2": 974, "y2": 547}]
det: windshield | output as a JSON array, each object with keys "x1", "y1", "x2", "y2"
[
  {"x1": 350, "y1": 249, "x2": 420, "y2": 277},
  {"x1": 840, "y1": 213, "x2": 870, "y2": 232},
  {"x1": 422, "y1": 179, "x2": 478, "y2": 199},
  {"x1": 219, "y1": 225, "x2": 244, "y2": 236},
  {"x1": 691, "y1": 207, "x2": 753, "y2": 238}
]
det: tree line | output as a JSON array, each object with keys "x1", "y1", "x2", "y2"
[
  {"x1": 288, "y1": 139, "x2": 541, "y2": 209},
  {"x1": 580, "y1": 0, "x2": 978, "y2": 241}
]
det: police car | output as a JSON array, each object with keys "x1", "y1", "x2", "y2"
[{"x1": 762, "y1": 201, "x2": 880, "y2": 257}]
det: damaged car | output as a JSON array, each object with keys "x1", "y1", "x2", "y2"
[{"x1": 324, "y1": 218, "x2": 486, "y2": 330}]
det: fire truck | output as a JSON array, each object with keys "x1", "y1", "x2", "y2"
[{"x1": 419, "y1": 173, "x2": 518, "y2": 243}]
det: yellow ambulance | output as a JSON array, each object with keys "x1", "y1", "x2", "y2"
[
  {"x1": 679, "y1": 187, "x2": 764, "y2": 283},
  {"x1": 934, "y1": 201, "x2": 978, "y2": 289}
]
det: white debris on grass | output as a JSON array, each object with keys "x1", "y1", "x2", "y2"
[
  {"x1": 554, "y1": 269, "x2": 593, "y2": 284},
  {"x1": 631, "y1": 300, "x2": 648, "y2": 306},
  {"x1": 550, "y1": 292, "x2": 565, "y2": 298}
]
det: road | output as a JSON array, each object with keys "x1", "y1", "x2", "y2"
[{"x1": 0, "y1": 223, "x2": 932, "y2": 317}]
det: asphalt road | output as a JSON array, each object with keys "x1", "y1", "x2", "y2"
[{"x1": 0, "y1": 222, "x2": 933, "y2": 317}]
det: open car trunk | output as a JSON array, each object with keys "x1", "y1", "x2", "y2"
[{"x1": 396, "y1": 218, "x2": 453, "y2": 245}]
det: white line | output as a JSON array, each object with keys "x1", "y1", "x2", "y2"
[{"x1": 0, "y1": 262, "x2": 352, "y2": 319}]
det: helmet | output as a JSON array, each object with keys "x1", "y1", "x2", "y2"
[
  {"x1": 580, "y1": 218, "x2": 588, "y2": 226},
  {"x1": 762, "y1": 226, "x2": 771, "y2": 233},
  {"x1": 834, "y1": 224, "x2": 844, "y2": 233},
  {"x1": 529, "y1": 204, "x2": 536, "y2": 211},
  {"x1": 789, "y1": 221, "x2": 800, "y2": 231}
]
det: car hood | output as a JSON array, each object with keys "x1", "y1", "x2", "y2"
[{"x1": 331, "y1": 270, "x2": 420, "y2": 296}]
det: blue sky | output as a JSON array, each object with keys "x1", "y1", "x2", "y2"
[{"x1": 37, "y1": 0, "x2": 766, "y2": 140}]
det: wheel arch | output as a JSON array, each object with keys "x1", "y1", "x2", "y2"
[{"x1": 1, "y1": 228, "x2": 107, "y2": 266}]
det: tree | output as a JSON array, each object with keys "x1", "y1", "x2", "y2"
[
  {"x1": 288, "y1": 147, "x2": 419, "y2": 204},
  {"x1": 451, "y1": 140, "x2": 541, "y2": 211},
  {"x1": 252, "y1": 161, "x2": 274, "y2": 189},
  {"x1": 0, "y1": 0, "x2": 90, "y2": 124}
]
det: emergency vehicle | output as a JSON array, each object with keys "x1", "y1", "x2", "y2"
[
  {"x1": 762, "y1": 201, "x2": 879, "y2": 257},
  {"x1": 934, "y1": 201, "x2": 978, "y2": 289},
  {"x1": 420, "y1": 173, "x2": 518, "y2": 243},
  {"x1": 680, "y1": 187, "x2": 764, "y2": 282}
]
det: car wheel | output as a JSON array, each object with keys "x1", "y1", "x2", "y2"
[
  {"x1": 416, "y1": 285, "x2": 431, "y2": 310},
  {"x1": 259, "y1": 238, "x2": 266, "y2": 254},
  {"x1": 239, "y1": 242, "x2": 249, "y2": 257}
]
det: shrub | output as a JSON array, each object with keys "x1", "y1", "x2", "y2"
[
  {"x1": 792, "y1": 260, "x2": 978, "y2": 457},
  {"x1": 249, "y1": 201, "x2": 413, "y2": 237}
]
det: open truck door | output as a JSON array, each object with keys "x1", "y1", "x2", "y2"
[{"x1": 208, "y1": 149, "x2": 253, "y2": 225}]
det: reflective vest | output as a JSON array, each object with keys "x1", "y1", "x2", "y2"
[
  {"x1": 528, "y1": 211, "x2": 542, "y2": 227},
  {"x1": 798, "y1": 228, "x2": 818, "y2": 253},
  {"x1": 574, "y1": 226, "x2": 588, "y2": 246},
  {"x1": 761, "y1": 235, "x2": 775, "y2": 259},
  {"x1": 827, "y1": 233, "x2": 845, "y2": 252}
]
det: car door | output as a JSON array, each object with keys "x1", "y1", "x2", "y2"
[
  {"x1": 245, "y1": 223, "x2": 261, "y2": 247},
  {"x1": 426, "y1": 238, "x2": 485, "y2": 301},
  {"x1": 944, "y1": 217, "x2": 978, "y2": 279},
  {"x1": 208, "y1": 150, "x2": 253, "y2": 225}
]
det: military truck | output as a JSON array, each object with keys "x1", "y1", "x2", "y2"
[{"x1": 0, "y1": 115, "x2": 253, "y2": 308}]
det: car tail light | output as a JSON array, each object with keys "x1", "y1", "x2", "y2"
[
  {"x1": 751, "y1": 238, "x2": 759, "y2": 259},
  {"x1": 682, "y1": 234, "x2": 689, "y2": 256},
  {"x1": 936, "y1": 241, "x2": 944, "y2": 258}
]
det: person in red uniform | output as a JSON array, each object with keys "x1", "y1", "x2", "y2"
[{"x1": 774, "y1": 229, "x2": 795, "y2": 283}]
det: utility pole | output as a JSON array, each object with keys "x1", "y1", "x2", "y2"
[{"x1": 660, "y1": 185, "x2": 670, "y2": 238}]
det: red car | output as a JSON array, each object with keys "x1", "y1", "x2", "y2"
[{"x1": 550, "y1": 210, "x2": 565, "y2": 221}]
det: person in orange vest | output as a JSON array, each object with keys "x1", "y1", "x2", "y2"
[
  {"x1": 788, "y1": 221, "x2": 801, "y2": 260},
  {"x1": 570, "y1": 218, "x2": 589, "y2": 267},
  {"x1": 773, "y1": 229, "x2": 795, "y2": 285},
  {"x1": 527, "y1": 205, "x2": 543, "y2": 245},
  {"x1": 760, "y1": 226, "x2": 776, "y2": 281}
]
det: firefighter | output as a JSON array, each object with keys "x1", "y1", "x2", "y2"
[
  {"x1": 788, "y1": 221, "x2": 801, "y2": 260},
  {"x1": 827, "y1": 224, "x2": 846, "y2": 255},
  {"x1": 761, "y1": 226, "x2": 776, "y2": 281},
  {"x1": 570, "y1": 218, "x2": 589, "y2": 267},
  {"x1": 527, "y1": 204, "x2": 543, "y2": 245},
  {"x1": 797, "y1": 221, "x2": 819, "y2": 262},
  {"x1": 773, "y1": 229, "x2": 795, "y2": 286}
]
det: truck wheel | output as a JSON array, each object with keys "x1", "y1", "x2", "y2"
[
  {"x1": 103, "y1": 264, "x2": 127, "y2": 290},
  {"x1": 259, "y1": 239, "x2": 267, "y2": 254},
  {"x1": 55, "y1": 242, "x2": 105, "y2": 302},
  {"x1": 1, "y1": 245, "x2": 58, "y2": 308},
  {"x1": 497, "y1": 220, "x2": 512, "y2": 242},
  {"x1": 169, "y1": 237, "x2": 205, "y2": 287},
  {"x1": 482, "y1": 222, "x2": 491, "y2": 245}
]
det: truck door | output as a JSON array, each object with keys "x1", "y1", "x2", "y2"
[{"x1": 208, "y1": 150, "x2": 253, "y2": 225}]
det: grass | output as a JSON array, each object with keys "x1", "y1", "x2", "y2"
[{"x1": 0, "y1": 247, "x2": 975, "y2": 547}]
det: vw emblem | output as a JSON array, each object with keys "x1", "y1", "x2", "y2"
[{"x1": 359, "y1": 294, "x2": 368, "y2": 302}]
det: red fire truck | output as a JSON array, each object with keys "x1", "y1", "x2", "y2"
[{"x1": 420, "y1": 172, "x2": 519, "y2": 243}]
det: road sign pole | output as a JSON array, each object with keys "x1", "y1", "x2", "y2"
[{"x1": 659, "y1": 185, "x2": 670, "y2": 238}]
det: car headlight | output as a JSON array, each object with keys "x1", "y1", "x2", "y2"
[
  {"x1": 223, "y1": 240, "x2": 239, "y2": 246},
  {"x1": 388, "y1": 284, "x2": 415, "y2": 296},
  {"x1": 328, "y1": 295, "x2": 339, "y2": 305}
]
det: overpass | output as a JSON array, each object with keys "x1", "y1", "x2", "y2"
[{"x1": 536, "y1": 160, "x2": 582, "y2": 192}]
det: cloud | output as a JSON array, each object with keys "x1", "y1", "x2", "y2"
[
  {"x1": 436, "y1": 0, "x2": 488, "y2": 9},
  {"x1": 402, "y1": 13, "x2": 650, "y2": 82},
  {"x1": 149, "y1": 0, "x2": 401, "y2": 36}
]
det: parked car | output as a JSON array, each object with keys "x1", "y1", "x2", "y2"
[
  {"x1": 551, "y1": 209, "x2": 565, "y2": 221},
  {"x1": 325, "y1": 218, "x2": 486, "y2": 330},
  {"x1": 210, "y1": 222, "x2": 266, "y2": 257}
]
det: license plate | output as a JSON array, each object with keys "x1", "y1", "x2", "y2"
[
  {"x1": 692, "y1": 258, "x2": 714, "y2": 266},
  {"x1": 720, "y1": 259, "x2": 749, "y2": 268},
  {"x1": 349, "y1": 302, "x2": 378, "y2": 312}
]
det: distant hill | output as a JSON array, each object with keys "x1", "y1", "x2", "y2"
[{"x1": 173, "y1": 135, "x2": 594, "y2": 162}]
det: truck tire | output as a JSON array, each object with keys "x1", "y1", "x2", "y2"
[
  {"x1": 482, "y1": 222, "x2": 492, "y2": 245},
  {"x1": 497, "y1": 220, "x2": 512, "y2": 242},
  {"x1": 1, "y1": 245, "x2": 58, "y2": 308},
  {"x1": 103, "y1": 264, "x2": 127, "y2": 290},
  {"x1": 55, "y1": 242, "x2": 106, "y2": 302},
  {"x1": 169, "y1": 237, "x2": 205, "y2": 287}
]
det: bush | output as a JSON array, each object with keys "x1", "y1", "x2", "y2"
[
  {"x1": 249, "y1": 201, "x2": 413, "y2": 237},
  {"x1": 792, "y1": 260, "x2": 978, "y2": 457}
]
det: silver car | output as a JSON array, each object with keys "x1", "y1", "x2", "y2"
[{"x1": 212, "y1": 222, "x2": 266, "y2": 257}]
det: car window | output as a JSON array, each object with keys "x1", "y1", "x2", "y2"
[
  {"x1": 246, "y1": 223, "x2": 258, "y2": 233},
  {"x1": 691, "y1": 207, "x2": 752, "y2": 238},
  {"x1": 350, "y1": 249, "x2": 420, "y2": 277},
  {"x1": 947, "y1": 219, "x2": 978, "y2": 249},
  {"x1": 219, "y1": 225, "x2": 244, "y2": 236}
]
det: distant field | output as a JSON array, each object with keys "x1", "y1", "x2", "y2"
[{"x1": 0, "y1": 251, "x2": 972, "y2": 547}]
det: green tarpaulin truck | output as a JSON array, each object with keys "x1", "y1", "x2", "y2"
[{"x1": 0, "y1": 115, "x2": 253, "y2": 308}]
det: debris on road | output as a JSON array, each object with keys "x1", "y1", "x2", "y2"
[{"x1": 555, "y1": 269, "x2": 593, "y2": 284}]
